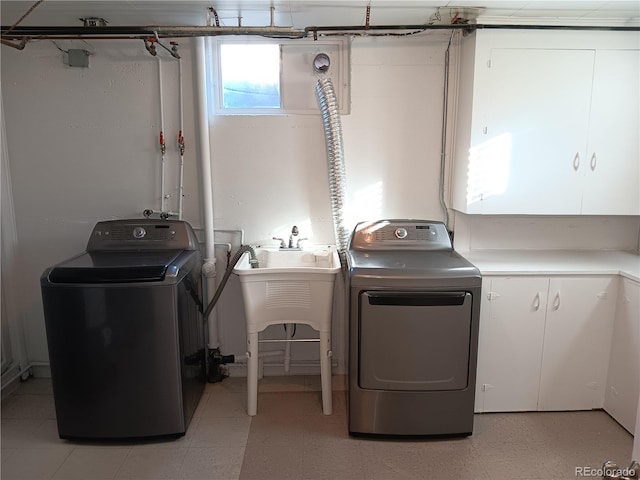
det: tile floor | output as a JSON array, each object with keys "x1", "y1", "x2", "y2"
[{"x1": 1, "y1": 375, "x2": 634, "y2": 480}]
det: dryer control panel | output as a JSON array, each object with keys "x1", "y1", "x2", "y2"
[
  {"x1": 349, "y1": 219, "x2": 452, "y2": 251},
  {"x1": 87, "y1": 219, "x2": 200, "y2": 251}
]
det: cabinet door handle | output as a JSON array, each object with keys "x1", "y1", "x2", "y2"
[
  {"x1": 573, "y1": 152, "x2": 580, "y2": 171},
  {"x1": 590, "y1": 152, "x2": 597, "y2": 171},
  {"x1": 533, "y1": 292, "x2": 541, "y2": 311},
  {"x1": 552, "y1": 292, "x2": 561, "y2": 311}
]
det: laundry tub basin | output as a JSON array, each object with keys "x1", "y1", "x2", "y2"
[{"x1": 233, "y1": 246, "x2": 341, "y2": 333}]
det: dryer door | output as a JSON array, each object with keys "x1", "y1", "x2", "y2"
[{"x1": 358, "y1": 291, "x2": 472, "y2": 391}]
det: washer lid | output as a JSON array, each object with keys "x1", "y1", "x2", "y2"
[{"x1": 47, "y1": 250, "x2": 184, "y2": 284}]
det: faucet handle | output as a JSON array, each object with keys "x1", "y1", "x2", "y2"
[
  {"x1": 296, "y1": 237, "x2": 308, "y2": 248},
  {"x1": 272, "y1": 237, "x2": 286, "y2": 249}
]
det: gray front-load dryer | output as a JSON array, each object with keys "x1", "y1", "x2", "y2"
[
  {"x1": 347, "y1": 219, "x2": 481, "y2": 436},
  {"x1": 41, "y1": 219, "x2": 205, "y2": 440}
]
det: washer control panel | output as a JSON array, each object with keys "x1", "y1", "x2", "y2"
[
  {"x1": 394, "y1": 227, "x2": 408, "y2": 239},
  {"x1": 350, "y1": 220, "x2": 452, "y2": 251},
  {"x1": 132, "y1": 226, "x2": 147, "y2": 239},
  {"x1": 87, "y1": 219, "x2": 199, "y2": 251}
]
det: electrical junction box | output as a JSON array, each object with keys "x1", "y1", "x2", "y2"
[{"x1": 68, "y1": 49, "x2": 89, "y2": 68}]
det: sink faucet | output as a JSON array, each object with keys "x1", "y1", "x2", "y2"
[
  {"x1": 272, "y1": 236, "x2": 286, "y2": 249},
  {"x1": 288, "y1": 226, "x2": 308, "y2": 249},
  {"x1": 273, "y1": 226, "x2": 307, "y2": 250},
  {"x1": 288, "y1": 226, "x2": 299, "y2": 249}
]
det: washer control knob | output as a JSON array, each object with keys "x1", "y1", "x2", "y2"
[
  {"x1": 394, "y1": 227, "x2": 408, "y2": 239},
  {"x1": 132, "y1": 226, "x2": 146, "y2": 239}
]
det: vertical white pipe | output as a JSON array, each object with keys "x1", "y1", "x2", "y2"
[
  {"x1": 194, "y1": 37, "x2": 219, "y2": 348},
  {"x1": 157, "y1": 55, "x2": 166, "y2": 214},
  {"x1": 177, "y1": 58, "x2": 185, "y2": 220}
]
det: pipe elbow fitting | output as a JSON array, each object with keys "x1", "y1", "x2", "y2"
[{"x1": 202, "y1": 260, "x2": 217, "y2": 277}]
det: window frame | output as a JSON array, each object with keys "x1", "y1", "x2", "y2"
[
  {"x1": 210, "y1": 37, "x2": 350, "y2": 116},
  {"x1": 215, "y1": 39, "x2": 284, "y2": 115}
]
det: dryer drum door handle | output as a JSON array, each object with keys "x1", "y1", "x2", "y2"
[{"x1": 366, "y1": 292, "x2": 467, "y2": 306}]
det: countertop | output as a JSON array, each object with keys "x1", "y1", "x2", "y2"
[{"x1": 458, "y1": 249, "x2": 640, "y2": 282}]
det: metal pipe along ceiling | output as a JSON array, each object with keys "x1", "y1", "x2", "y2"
[
  {"x1": 1, "y1": 22, "x2": 638, "y2": 43},
  {"x1": 0, "y1": 25, "x2": 307, "y2": 40}
]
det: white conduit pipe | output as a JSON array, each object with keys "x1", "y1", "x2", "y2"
[
  {"x1": 232, "y1": 349, "x2": 284, "y2": 363},
  {"x1": 315, "y1": 78, "x2": 349, "y2": 251},
  {"x1": 177, "y1": 58, "x2": 185, "y2": 220},
  {"x1": 157, "y1": 56, "x2": 167, "y2": 214},
  {"x1": 233, "y1": 349, "x2": 286, "y2": 381},
  {"x1": 439, "y1": 32, "x2": 455, "y2": 230},
  {"x1": 194, "y1": 37, "x2": 219, "y2": 349}
]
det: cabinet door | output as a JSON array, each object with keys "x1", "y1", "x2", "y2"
[
  {"x1": 476, "y1": 276, "x2": 548, "y2": 412},
  {"x1": 634, "y1": 399, "x2": 640, "y2": 464},
  {"x1": 474, "y1": 278, "x2": 493, "y2": 412},
  {"x1": 474, "y1": 48, "x2": 594, "y2": 214},
  {"x1": 538, "y1": 276, "x2": 617, "y2": 411},
  {"x1": 582, "y1": 50, "x2": 640, "y2": 215},
  {"x1": 605, "y1": 278, "x2": 640, "y2": 433}
]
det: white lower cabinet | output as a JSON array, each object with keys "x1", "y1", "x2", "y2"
[
  {"x1": 475, "y1": 276, "x2": 548, "y2": 412},
  {"x1": 538, "y1": 276, "x2": 617, "y2": 411},
  {"x1": 604, "y1": 278, "x2": 640, "y2": 433},
  {"x1": 476, "y1": 275, "x2": 618, "y2": 413}
]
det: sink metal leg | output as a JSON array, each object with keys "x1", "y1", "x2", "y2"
[
  {"x1": 319, "y1": 330, "x2": 333, "y2": 415},
  {"x1": 284, "y1": 324, "x2": 293, "y2": 373},
  {"x1": 247, "y1": 332, "x2": 259, "y2": 416}
]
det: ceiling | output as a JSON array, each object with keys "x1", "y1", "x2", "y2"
[{"x1": 1, "y1": 0, "x2": 639, "y2": 30}]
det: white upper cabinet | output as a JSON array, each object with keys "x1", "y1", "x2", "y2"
[
  {"x1": 452, "y1": 30, "x2": 640, "y2": 215},
  {"x1": 582, "y1": 49, "x2": 640, "y2": 215}
]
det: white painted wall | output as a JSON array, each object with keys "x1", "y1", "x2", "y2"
[
  {"x1": 1, "y1": 87, "x2": 30, "y2": 381},
  {"x1": 3, "y1": 31, "x2": 637, "y2": 375},
  {"x1": 209, "y1": 32, "x2": 452, "y2": 373},
  {"x1": 1, "y1": 32, "x2": 452, "y2": 372},
  {"x1": 208, "y1": 32, "x2": 450, "y2": 246},
  {"x1": 343, "y1": 33, "x2": 449, "y2": 227},
  {"x1": 1, "y1": 39, "x2": 201, "y2": 364},
  {"x1": 453, "y1": 213, "x2": 640, "y2": 252}
]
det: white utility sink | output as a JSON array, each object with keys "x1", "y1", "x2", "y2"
[{"x1": 233, "y1": 246, "x2": 341, "y2": 416}]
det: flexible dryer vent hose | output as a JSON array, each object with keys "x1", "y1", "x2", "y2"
[{"x1": 315, "y1": 78, "x2": 349, "y2": 252}]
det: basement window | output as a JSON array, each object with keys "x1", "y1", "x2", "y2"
[
  {"x1": 211, "y1": 38, "x2": 350, "y2": 115},
  {"x1": 220, "y1": 43, "x2": 281, "y2": 109}
]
